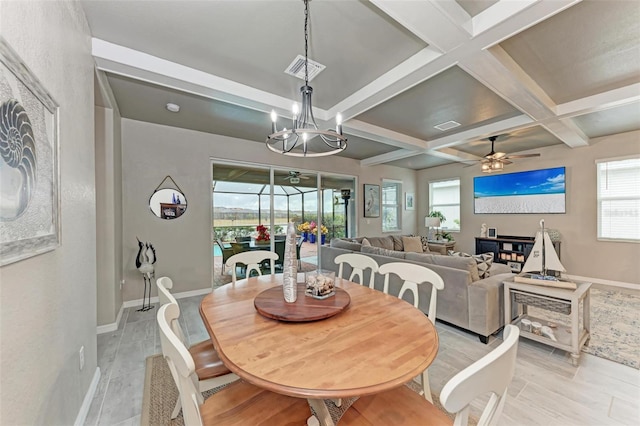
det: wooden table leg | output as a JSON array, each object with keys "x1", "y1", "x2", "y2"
[
  {"x1": 571, "y1": 295, "x2": 580, "y2": 366},
  {"x1": 308, "y1": 399, "x2": 335, "y2": 426}
]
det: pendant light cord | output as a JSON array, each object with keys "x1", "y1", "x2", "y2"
[{"x1": 304, "y1": 0, "x2": 309, "y2": 86}]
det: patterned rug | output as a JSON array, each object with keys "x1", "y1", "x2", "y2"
[
  {"x1": 528, "y1": 288, "x2": 640, "y2": 369},
  {"x1": 141, "y1": 354, "x2": 473, "y2": 425}
]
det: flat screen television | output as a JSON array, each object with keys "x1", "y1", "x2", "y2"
[{"x1": 474, "y1": 166, "x2": 566, "y2": 214}]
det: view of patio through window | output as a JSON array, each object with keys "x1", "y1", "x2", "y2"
[{"x1": 212, "y1": 162, "x2": 355, "y2": 276}]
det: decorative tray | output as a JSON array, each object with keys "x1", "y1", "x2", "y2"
[{"x1": 254, "y1": 284, "x2": 350, "y2": 322}]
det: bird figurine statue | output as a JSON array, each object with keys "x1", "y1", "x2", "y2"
[{"x1": 135, "y1": 238, "x2": 157, "y2": 311}]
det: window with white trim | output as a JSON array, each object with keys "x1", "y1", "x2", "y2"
[
  {"x1": 596, "y1": 157, "x2": 640, "y2": 241},
  {"x1": 382, "y1": 180, "x2": 402, "y2": 232},
  {"x1": 429, "y1": 179, "x2": 461, "y2": 232}
]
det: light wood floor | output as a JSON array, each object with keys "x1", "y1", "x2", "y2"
[{"x1": 86, "y1": 293, "x2": 640, "y2": 426}]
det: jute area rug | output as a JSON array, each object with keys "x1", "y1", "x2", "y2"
[
  {"x1": 141, "y1": 354, "x2": 474, "y2": 426},
  {"x1": 528, "y1": 288, "x2": 640, "y2": 369}
]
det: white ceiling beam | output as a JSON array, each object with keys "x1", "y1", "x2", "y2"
[
  {"x1": 460, "y1": 46, "x2": 589, "y2": 147},
  {"x1": 370, "y1": 0, "x2": 470, "y2": 52},
  {"x1": 471, "y1": 0, "x2": 538, "y2": 36},
  {"x1": 92, "y1": 38, "x2": 314, "y2": 120},
  {"x1": 345, "y1": 119, "x2": 428, "y2": 151},
  {"x1": 556, "y1": 83, "x2": 640, "y2": 118},
  {"x1": 429, "y1": 147, "x2": 483, "y2": 163},
  {"x1": 361, "y1": 149, "x2": 421, "y2": 167}
]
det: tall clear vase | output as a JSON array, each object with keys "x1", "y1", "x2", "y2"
[{"x1": 282, "y1": 221, "x2": 298, "y2": 303}]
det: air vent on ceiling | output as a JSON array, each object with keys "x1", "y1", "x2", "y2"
[
  {"x1": 284, "y1": 55, "x2": 326, "y2": 82},
  {"x1": 434, "y1": 120, "x2": 461, "y2": 131}
]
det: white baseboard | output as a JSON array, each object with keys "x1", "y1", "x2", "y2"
[
  {"x1": 74, "y1": 367, "x2": 101, "y2": 426},
  {"x1": 565, "y1": 274, "x2": 639, "y2": 291},
  {"x1": 122, "y1": 287, "x2": 212, "y2": 309},
  {"x1": 96, "y1": 303, "x2": 124, "y2": 334}
]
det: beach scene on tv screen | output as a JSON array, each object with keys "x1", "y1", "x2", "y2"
[{"x1": 474, "y1": 167, "x2": 566, "y2": 214}]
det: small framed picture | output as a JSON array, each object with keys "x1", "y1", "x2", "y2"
[
  {"x1": 507, "y1": 261, "x2": 522, "y2": 272},
  {"x1": 487, "y1": 227, "x2": 497, "y2": 238},
  {"x1": 363, "y1": 184, "x2": 380, "y2": 218},
  {"x1": 405, "y1": 192, "x2": 415, "y2": 210}
]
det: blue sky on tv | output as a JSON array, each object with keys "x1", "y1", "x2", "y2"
[{"x1": 474, "y1": 167, "x2": 566, "y2": 197}]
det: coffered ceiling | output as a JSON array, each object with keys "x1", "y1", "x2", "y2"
[{"x1": 83, "y1": 0, "x2": 640, "y2": 170}]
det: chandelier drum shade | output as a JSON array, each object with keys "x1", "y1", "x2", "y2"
[{"x1": 266, "y1": 0, "x2": 347, "y2": 157}]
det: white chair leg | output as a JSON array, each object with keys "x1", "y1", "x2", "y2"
[
  {"x1": 171, "y1": 397, "x2": 182, "y2": 419},
  {"x1": 421, "y1": 369, "x2": 433, "y2": 403},
  {"x1": 331, "y1": 398, "x2": 342, "y2": 407}
]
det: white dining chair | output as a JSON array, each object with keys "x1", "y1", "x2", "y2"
[
  {"x1": 378, "y1": 262, "x2": 445, "y2": 403},
  {"x1": 335, "y1": 253, "x2": 379, "y2": 289},
  {"x1": 340, "y1": 325, "x2": 520, "y2": 426},
  {"x1": 157, "y1": 303, "x2": 311, "y2": 426},
  {"x1": 225, "y1": 251, "x2": 279, "y2": 284},
  {"x1": 156, "y1": 277, "x2": 239, "y2": 419}
]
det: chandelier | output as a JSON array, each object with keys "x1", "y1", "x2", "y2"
[{"x1": 266, "y1": 0, "x2": 347, "y2": 157}]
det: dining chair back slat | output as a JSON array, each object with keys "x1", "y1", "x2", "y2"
[
  {"x1": 156, "y1": 277, "x2": 239, "y2": 419},
  {"x1": 226, "y1": 251, "x2": 279, "y2": 284},
  {"x1": 377, "y1": 262, "x2": 445, "y2": 403},
  {"x1": 335, "y1": 253, "x2": 379, "y2": 289},
  {"x1": 441, "y1": 325, "x2": 520, "y2": 426},
  {"x1": 158, "y1": 302, "x2": 312, "y2": 425},
  {"x1": 343, "y1": 325, "x2": 520, "y2": 426}
]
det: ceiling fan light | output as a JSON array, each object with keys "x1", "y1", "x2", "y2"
[{"x1": 491, "y1": 161, "x2": 503, "y2": 170}]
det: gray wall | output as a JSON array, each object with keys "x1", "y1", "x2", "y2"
[
  {"x1": 0, "y1": 1, "x2": 96, "y2": 424},
  {"x1": 417, "y1": 130, "x2": 640, "y2": 286},
  {"x1": 119, "y1": 118, "x2": 417, "y2": 301},
  {"x1": 95, "y1": 106, "x2": 123, "y2": 325}
]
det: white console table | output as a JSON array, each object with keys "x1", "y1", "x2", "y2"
[{"x1": 504, "y1": 279, "x2": 591, "y2": 366}]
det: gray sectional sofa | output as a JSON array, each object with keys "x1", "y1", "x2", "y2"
[{"x1": 320, "y1": 235, "x2": 514, "y2": 343}]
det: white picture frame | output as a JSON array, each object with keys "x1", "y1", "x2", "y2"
[
  {"x1": 0, "y1": 37, "x2": 60, "y2": 266},
  {"x1": 405, "y1": 192, "x2": 415, "y2": 210},
  {"x1": 487, "y1": 227, "x2": 498, "y2": 238}
]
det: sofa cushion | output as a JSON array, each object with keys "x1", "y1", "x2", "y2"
[
  {"x1": 402, "y1": 236, "x2": 423, "y2": 253},
  {"x1": 391, "y1": 235, "x2": 405, "y2": 251},
  {"x1": 365, "y1": 236, "x2": 395, "y2": 250},
  {"x1": 449, "y1": 251, "x2": 494, "y2": 279},
  {"x1": 330, "y1": 238, "x2": 362, "y2": 252},
  {"x1": 405, "y1": 252, "x2": 480, "y2": 282},
  {"x1": 362, "y1": 245, "x2": 406, "y2": 259}
]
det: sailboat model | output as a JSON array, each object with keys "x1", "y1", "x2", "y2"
[{"x1": 513, "y1": 220, "x2": 577, "y2": 289}]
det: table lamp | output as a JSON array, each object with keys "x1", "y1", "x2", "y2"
[{"x1": 425, "y1": 217, "x2": 441, "y2": 241}]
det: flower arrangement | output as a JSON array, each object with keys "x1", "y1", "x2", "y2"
[
  {"x1": 311, "y1": 225, "x2": 328, "y2": 235},
  {"x1": 297, "y1": 222, "x2": 311, "y2": 233},
  {"x1": 255, "y1": 224, "x2": 270, "y2": 242}
]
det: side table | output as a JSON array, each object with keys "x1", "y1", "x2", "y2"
[
  {"x1": 427, "y1": 240, "x2": 456, "y2": 255},
  {"x1": 504, "y1": 279, "x2": 591, "y2": 366}
]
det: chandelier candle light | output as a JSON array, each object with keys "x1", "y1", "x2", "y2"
[{"x1": 266, "y1": 0, "x2": 347, "y2": 157}]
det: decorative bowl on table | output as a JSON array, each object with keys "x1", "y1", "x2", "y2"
[{"x1": 304, "y1": 270, "x2": 336, "y2": 299}]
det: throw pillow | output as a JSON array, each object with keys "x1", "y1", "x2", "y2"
[
  {"x1": 402, "y1": 236, "x2": 423, "y2": 253},
  {"x1": 449, "y1": 251, "x2": 494, "y2": 279},
  {"x1": 361, "y1": 238, "x2": 372, "y2": 247},
  {"x1": 365, "y1": 236, "x2": 395, "y2": 250},
  {"x1": 361, "y1": 245, "x2": 406, "y2": 259},
  {"x1": 391, "y1": 235, "x2": 405, "y2": 251}
]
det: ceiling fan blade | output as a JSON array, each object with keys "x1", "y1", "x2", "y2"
[
  {"x1": 501, "y1": 159, "x2": 513, "y2": 165},
  {"x1": 504, "y1": 153, "x2": 541, "y2": 159},
  {"x1": 493, "y1": 152, "x2": 507, "y2": 159}
]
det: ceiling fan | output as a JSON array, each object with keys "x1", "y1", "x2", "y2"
[
  {"x1": 282, "y1": 171, "x2": 310, "y2": 184},
  {"x1": 469, "y1": 136, "x2": 541, "y2": 173}
]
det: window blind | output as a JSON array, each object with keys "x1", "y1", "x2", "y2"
[{"x1": 596, "y1": 157, "x2": 640, "y2": 241}]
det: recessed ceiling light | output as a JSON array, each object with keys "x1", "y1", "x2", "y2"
[
  {"x1": 434, "y1": 120, "x2": 461, "y2": 131},
  {"x1": 166, "y1": 103, "x2": 180, "y2": 113}
]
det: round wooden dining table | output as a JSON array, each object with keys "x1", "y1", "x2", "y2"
[{"x1": 200, "y1": 274, "x2": 439, "y2": 426}]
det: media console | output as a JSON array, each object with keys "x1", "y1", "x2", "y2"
[{"x1": 475, "y1": 235, "x2": 561, "y2": 273}]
